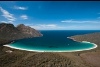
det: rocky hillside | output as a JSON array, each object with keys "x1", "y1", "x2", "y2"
[
  {"x1": 69, "y1": 32, "x2": 100, "y2": 49},
  {"x1": 0, "y1": 23, "x2": 42, "y2": 45}
]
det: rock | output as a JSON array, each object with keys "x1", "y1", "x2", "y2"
[
  {"x1": 0, "y1": 23, "x2": 42, "y2": 45},
  {"x1": 17, "y1": 24, "x2": 42, "y2": 37}
]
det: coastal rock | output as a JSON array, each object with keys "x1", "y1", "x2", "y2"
[
  {"x1": 0, "y1": 23, "x2": 42, "y2": 45},
  {"x1": 17, "y1": 24, "x2": 42, "y2": 37}
]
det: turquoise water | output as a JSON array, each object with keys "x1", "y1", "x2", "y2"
[{"x1": 9, "y1": 30, "x2": 99, "y2": 52}]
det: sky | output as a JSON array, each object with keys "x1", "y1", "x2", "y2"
[{"x1": 0, "y1": 1, "x2": 100, "y2": 30}]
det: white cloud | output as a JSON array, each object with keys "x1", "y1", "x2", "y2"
[
  {"x1": 14, "y1": 6, "x2": 27, "y2": 10},
  {"x1": 0, "y1": 21, "x2": 8, "y2": 23},
  {"x1": 0, "y1": 7, "x2": 16, "y2": 23},
  {"x1": 28, "y1": 24, "x2": 65, "y2": 30},
  {"x1": 38, "y1": 24, "x2": 57, "y2": 28},
  {"x1": 29, "y1": 24, "x2": 99, "y2": 30},
  {"x1": 65, "y1": 25, "x2": 100, "y2": 30},
  {"x1": 25, "y1": 23, "x2": 100, "y2": 30},
  {"x1": 61, "y1": 19, "x2": 100, "y2": 23},
  {"x1": 20, "y1": 15, "x2": 28, "y2": 20},
  {"x1": 31, "y1": 24, "x2": 57, "y2": 29}
]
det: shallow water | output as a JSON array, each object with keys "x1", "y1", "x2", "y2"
[{"x1": 9, "y1": 30, "x2": 99, "y2": 52}]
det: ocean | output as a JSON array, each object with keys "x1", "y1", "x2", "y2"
[{"x1": 9, "y1": 30, "x2": 100, "y2": 52}]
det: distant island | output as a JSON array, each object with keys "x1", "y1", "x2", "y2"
[{"x1": 0, "y1": 23, "x2": 42, "y2": 46}]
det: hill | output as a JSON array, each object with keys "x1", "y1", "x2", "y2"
[{"x1": 0, "y1": 23, "x2": 42, "y2": 46}]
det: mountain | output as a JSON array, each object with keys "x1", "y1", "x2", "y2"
[{"x1": 0, "y1": 23, "x2": 42, "y2": 45}]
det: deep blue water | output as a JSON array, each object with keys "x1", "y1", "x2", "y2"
[{"x1": 9, "y1": 30, "x2": 100, "y2": 52}]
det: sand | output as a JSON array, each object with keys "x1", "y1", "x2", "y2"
[{"x1": 3, "y1": 40, "x2": 97, "y2": 52}]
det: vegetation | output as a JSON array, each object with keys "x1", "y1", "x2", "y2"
[
  {"x1": 0, "y1": 23, "x2": 42, "y2": 46},
  {"x1": 0, "y1": 26, "x2": 100, "y2": 67},
  {"x1": 70, "y1": 32, "x2": 100, "y2": 50},
  {"x1": 0, "y1": 46, "x2": 91, "y2": 67}
]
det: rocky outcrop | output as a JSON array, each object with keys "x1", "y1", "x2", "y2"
[
  {"x1": 17, "y1": 24, "x2": 42, "y2": 37},
  {"x1": 0, "y1": 23, "x2": 42, "y2": 45}
]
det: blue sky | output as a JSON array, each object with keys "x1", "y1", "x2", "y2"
[{"x1": 0, "y1": 1, "x2": 100, "y2": 30}]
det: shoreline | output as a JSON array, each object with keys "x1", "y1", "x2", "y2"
[
  {"x1": 2, "y1": 36, "x2": 97, "y2": 52},
  {"x1": 3, "y1": 41, "x2": 97, "y2": 52},
  {"x1": 67, "y1": 37, "x2": 81, "y2": 42}
]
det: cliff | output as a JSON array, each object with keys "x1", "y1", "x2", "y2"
[{"x1": 0, "y1": 23, "x2": 42, "y2": 45}]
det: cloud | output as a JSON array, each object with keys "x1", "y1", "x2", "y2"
[
  {"x1": 0, "y1": 7, "x2": 16, "y2": 23},
  {"x1": 27, "y1": 24, "x2": 65, "y2": 30},
  {"x1": 38, "y1": 24, "x2": 57, "y2": 28},
  {"x1": 14, "y1": 6, "x2": 27, "y2": 10},
  {"x1": 0, "y1": 21, "x2": 8, "y2": 23},
  {"x1": 20, "y1": 15, "x2": 28, "y2": 20},
  {"x1": 25, "y1": 23, "x2": 100, "y2": 30},
  {"x1": 29, "y1": 24, "x2": 99, "y2": 30},
  {"x1": 65, "y1": 25, "x2": 100, "y2": 30},
  {"x1": 31, "y1": 24, "x2": 57, "y2": 29},
  {"x1": 61, "y1": 19, "x2": 100, "y2": 23}
]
